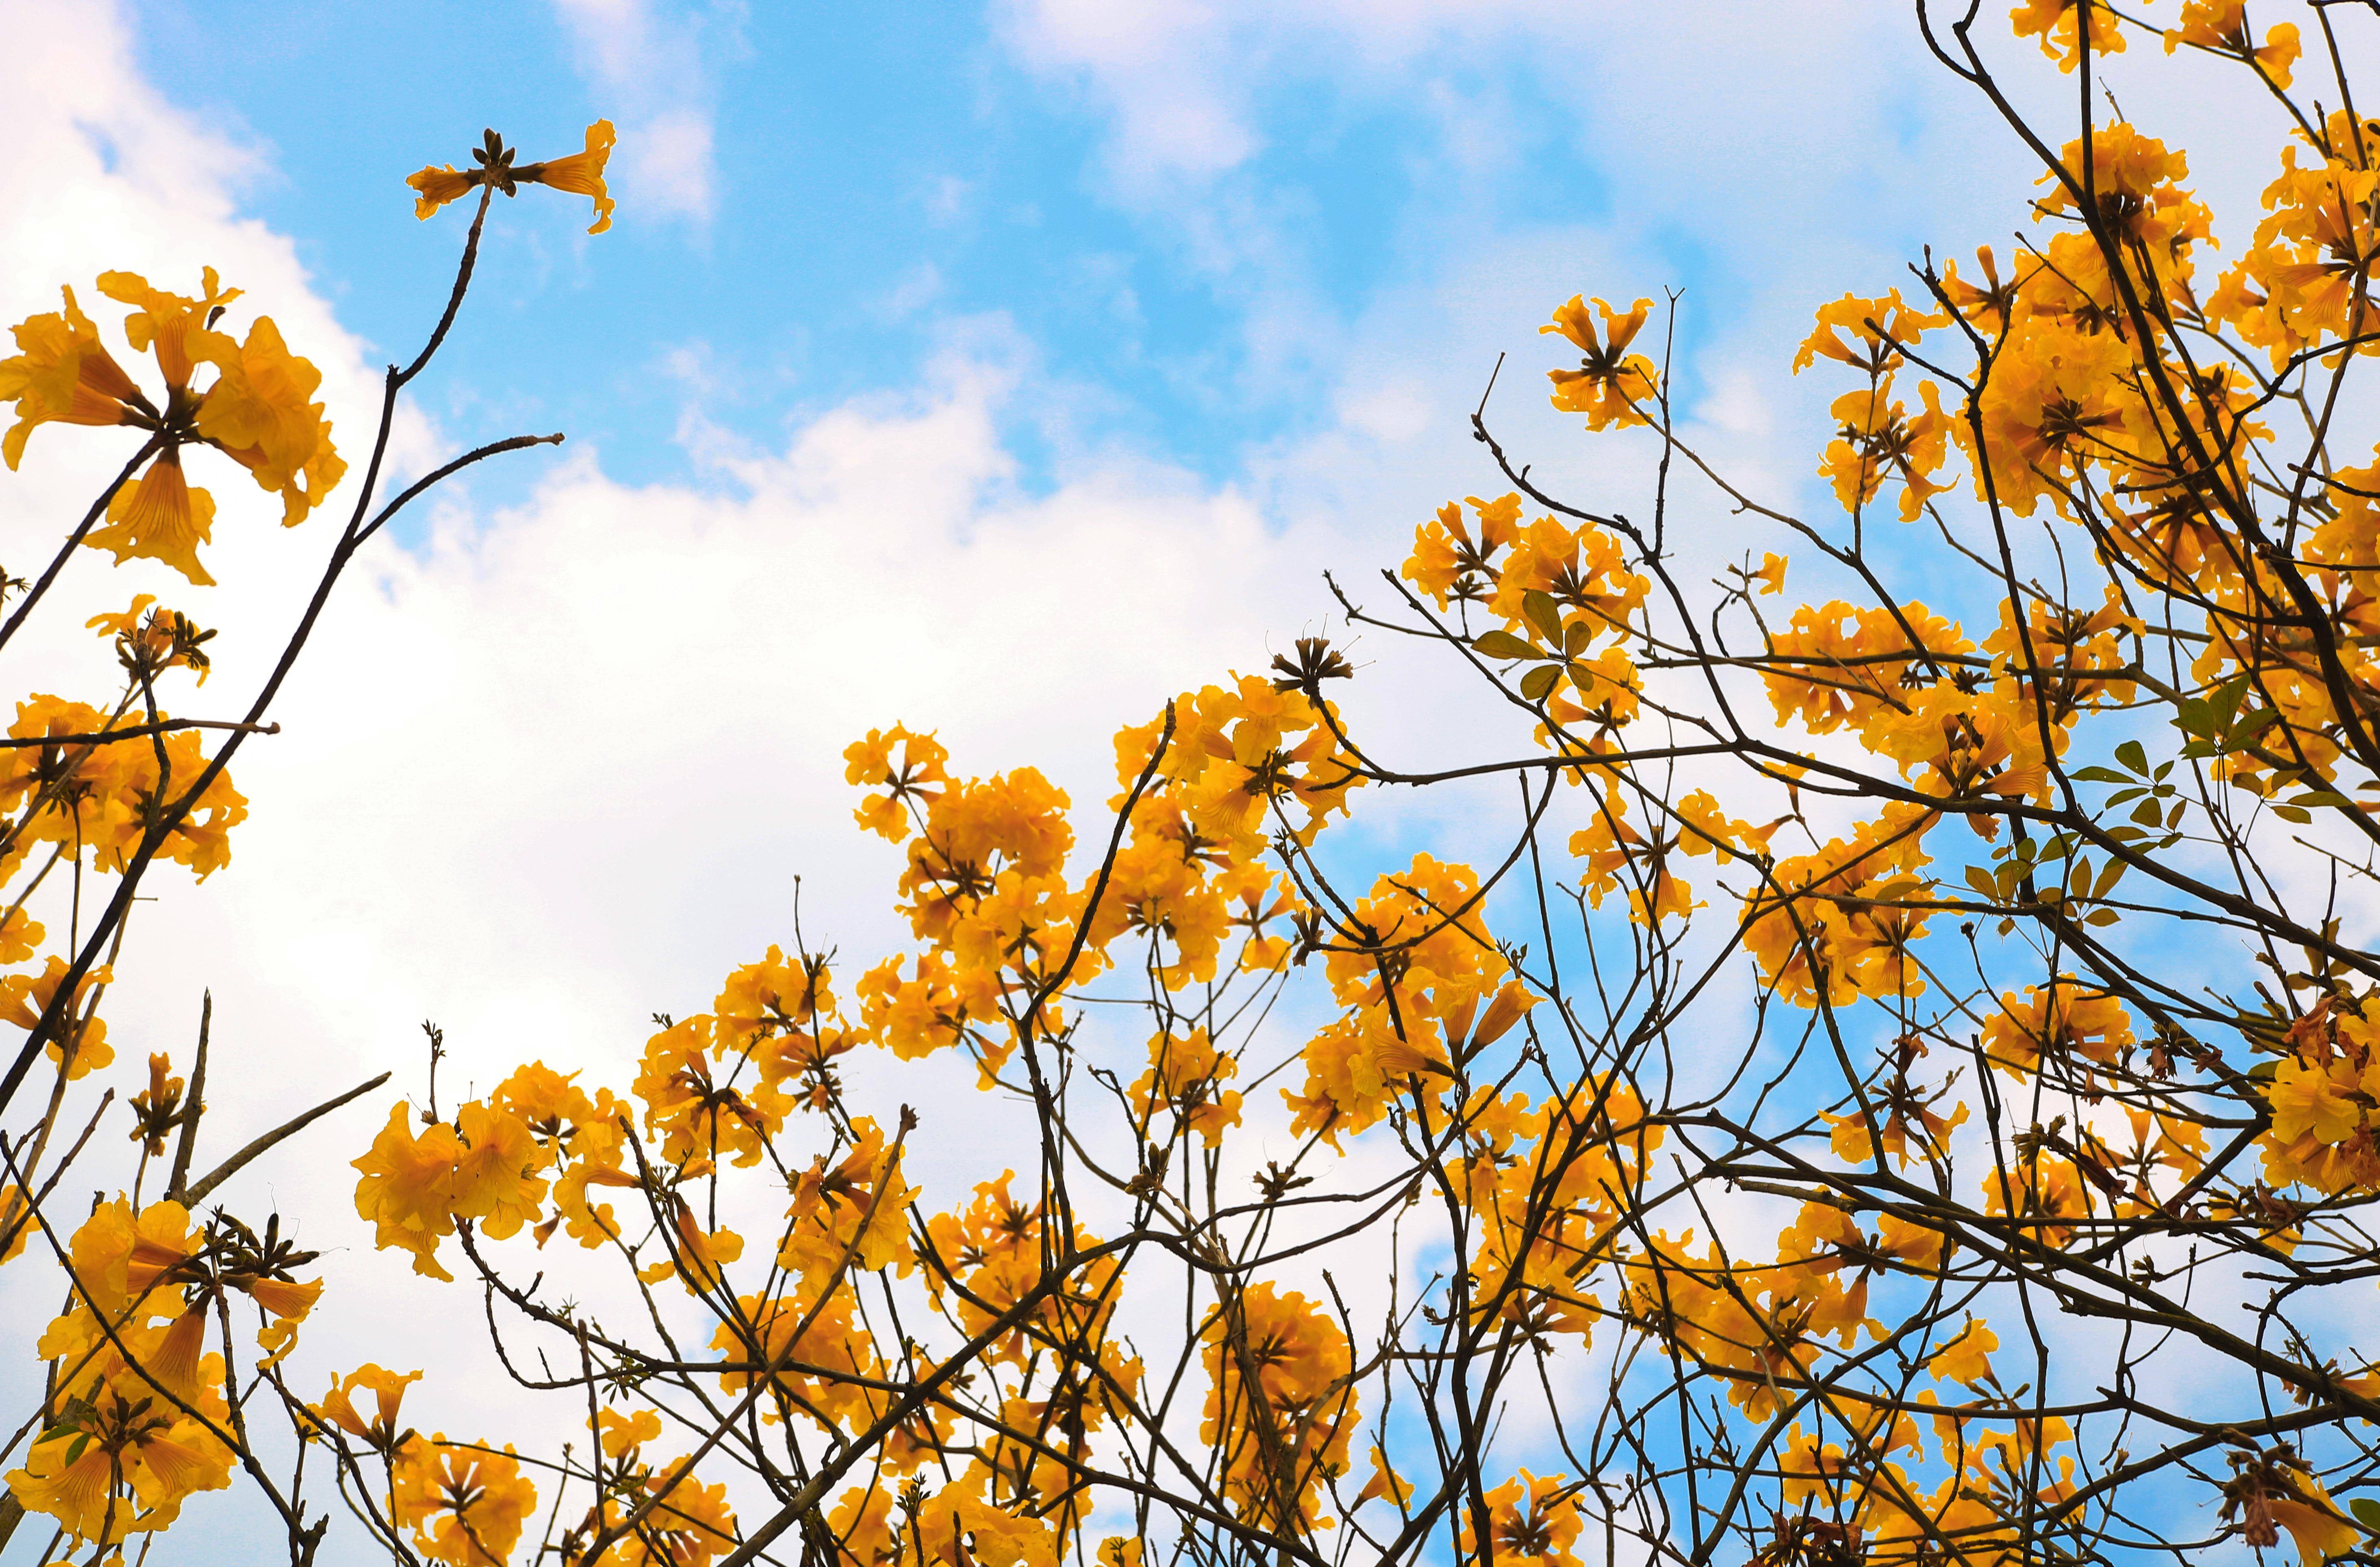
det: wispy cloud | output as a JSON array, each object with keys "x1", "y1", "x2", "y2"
[{"x1": 549, "y1": 0, "x2": 730, "y2": 227}]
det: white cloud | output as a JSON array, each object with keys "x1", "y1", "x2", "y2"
[
  {"x1": 626, "y1": 104, "x2": 718, "y2": 224},
  {"x1": 999, "y1": 0, "x2": 1259, "y2": 183},
  {"x1": 549, "y1": 0, "x2": 724, "y2": 226}
]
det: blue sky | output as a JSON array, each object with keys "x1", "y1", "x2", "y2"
[
  {"x1": 114, "y1": 0, "x2": 1980, "y2": 515},
  {"x1": 132, "y1": 0, "x2": 1601, "y2": 497}
]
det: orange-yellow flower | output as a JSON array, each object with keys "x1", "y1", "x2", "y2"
[
  {"x1": 392, "y1": 1437, "x2": 538, "y2": 1566},
  {"x1": 1928, "y1": 1320, "x2": 2000, "y2": 1386},
  {"x1": 1541, "y1": 295, "x2": 1658, "y2": 431},
  {"x1": 0, "y1": 955, "x2": 114, "y2": 1079},
  {"x1": 2165, "y1": 1, "x2": 2300, "y2": 87},
  {"x1": 0, "y1": 285, "x2": 147, "y2": 468},
  {"x1": 2011, "y1": 0, "x2": 2127, "y2": 72},
  {"x1": 352, "y1": 1103, "x2": 470, "y2": 1281},
  {"x1": 523, "y1": 119, "x2": 618, "y2": 234},
  {"x1": 86, "y1": 449, "x2": 220, "y2": 585},
  {"x1": 1458, "y1": 1471, "x2": 1586, "y2": 1567},
  {"x1": 315, "y1": 1365, "x2": 423, "y2": 1452}
]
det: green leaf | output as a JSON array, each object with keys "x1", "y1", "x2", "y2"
[
  {"x1": 2130, "y1": 797, "x2": 2165, "y2": 827},
  {"x1": 1519, "y1": 663, "x2": 1562, "y2": 701},
  {"x1": 2093, "y1": 857, "x2": 2127, "y2": 899},
  {"x1": 2071, "y1": 766, "x2": 2128, "y2": 784},
  {"x1": 2291, "y1": 790, "x2": 2355, "y2": 810},
  {"x1": 2211, "y1": 673, "x2": 2252, "y2": 730},
  {"x1": 1965, "y1": 866, "x2": 1999, "y2": 900},
  {"x1": 2085, "y1": 908, "x2": 2121, "y2": 927},
  {"x1": 1563, "y1": 619, "x2": 1592, "y2": 658},
  {"x1": 2348, "y1": 1497, "x2": 2380, "y2": 1530},
  {"x1": 2228, "y1": 706, "x2": 2280, "y2": 747},
  {"x1": 1522, "y1": 590, "x2": 1564, "y2": 646},
  {"x1": 2248, "y1": 1061, "x2": 2278, "y2": 1083},
  {"x1": 2271, "y1": 804, "x2": 2313, "y2": 824},
  {"x1": 1472, "y1": 629, "x2": 1540, "y2": 662},
  {"x1": 2115, "y1": 740, "x2": 2148, "y2": 775}
]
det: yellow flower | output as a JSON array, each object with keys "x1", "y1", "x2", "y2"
[
  {"x1": 1459, "y1": 1471, "x2": 1586, "y2": 1567},
  {"x1": 2011, "y1": 0, "x2": 2126, "y2": 72},
  {"x1": 1355, "y1": 1444, "x2": 1413, "y2": 1509},
  {"x1": 2223, "y1": 1447, "x2": 2363, "y2": 1567},
  {"x1": 193, "y1": 313, "x2": 346, "y2": 526},
  {"x1": 521, "y1": 119, "x2": 618, "y2": 234},
  {"x1": 1129, "y1": 1027, "x2": 1243, "y2": 1147},
  {"x1": 0, "y1": 954, "x2": 115, "y2": 1079},
  {"x1": 1792, "y1": 290, "x2": 1943, "y2": 377},
  {"x1": 593, "y1": 1458, "x2": 738, "y2": 1567},
  {"x1": 0, "y1": 285, "x2": 148, "y2": 469},
  {"x1": 1928, "y1": 1320, "x2": 1999, "y2": 1386},
  {"x1": 85, "y1": 449, "x2": 220, "y2": 585},
  {"x1": 1541, "y1": 294, "x2": 1658, "y2": 431},
  {"x1": 450, "y1": 1100, "x2": 550, "y2": 1240},
  {"x1": 314, "y1": 1364, "x2": 423, "y2": 1452},
  {"x1": 352, "y1": 1102, "x2": 469, "y2": 1281},
  {"x1": 245, "y1": 1273, "x2": 324, "y2": 1365},
  {"x1": 597, "y1": 1406, "x2": 663, "y2": 1458},
  {"x1": 409, "y1": 122, "x2": 617, "y2": 235},
  {"x1": 845, "y1": 723, "x2": 949, "y2": 842},
  {"x1": 408, "y1": 164, "x2": 481, "y2": 220},
  {"x1": 5, "y1": 1381, "x2": 235, "y2": 1547},
  {"x1": 392, "y1": 1437, "x2": 538, "y2": 1566},
  {"x1": 0, "y1": 1185, "x2": 30, "y2": 1265},
  {"x1": 96, "y1": 267, "x2": 239, "y2": 393},
  {"x1": 2165, "y1": 1, "x2": 2300, "y2": 87},
  {"x1": 1981, "y1": 979, "x2": 2135, "y2": 1077},
  {"x1": 1199, "y1": 1283, "x2": 1357, "y2": 1529}
]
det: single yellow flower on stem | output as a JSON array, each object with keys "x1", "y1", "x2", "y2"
[
  {"x1": 519, "y1": 119, "x2": 617, "y2": 234},
  {"x1": 87, "y1": 448, "x2": 219, "y2": 586},
  {"x1": 408, "y1": 123, "x2": 617, "y2": 234},
  {"x1": 407, "y1": 164, "x2": 481, "y2": 221}
]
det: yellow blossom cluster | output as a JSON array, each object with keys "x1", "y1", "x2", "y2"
[
  {"x1": 8, "y1": 1197, "x2": 321, "y2": 1551},
  {"x1": 0, "y1": 268, "x2": 343, "y2": 583}
]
